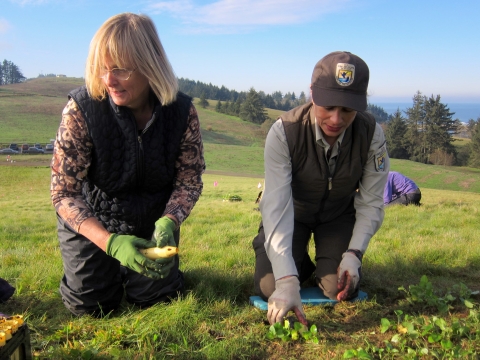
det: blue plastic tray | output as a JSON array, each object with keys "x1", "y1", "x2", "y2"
[{"x1": 249, "y1": 287, "x2": 368, "y2": 310}]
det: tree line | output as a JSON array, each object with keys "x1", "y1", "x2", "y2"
[
  {"x1": 3, "y1": 61, "x2": 479, "y2": 169},
  {"x1": 0, "y1": 59, "x2": 26, "y2": 85},
  {"x1": 185, "y1": 79, "x2": 480, "y2": 169},
  {"x1": 179, "y1": 78, "x2": 309, "y2": 113},
  {"x1": 383, "y1": 91, "x2": 480, "y2": 167},
  {"x1": 180, "y1": 78, "x2": 390, "y2": 126}
]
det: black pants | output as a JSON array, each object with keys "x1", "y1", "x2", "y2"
[
  {"x1": 252, "y1": 210, "x2": 358, "y2": 301},
  {"x1": 57, "y1": 214, "x2": 184, "y2": 316},
  {"x1": 386, "y1": 188, "x2": 422, "y2": 206}
]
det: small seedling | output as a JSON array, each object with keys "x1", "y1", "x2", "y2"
[
  {"x1": 265, "y1": 319, "x2": 318, "y2": 344},
  {"x1": 343, "y1": 276, "x2": 479, "y2": 359},
  {"x1": 222, "y1": 193, "x2": 242, "y2": 202}
]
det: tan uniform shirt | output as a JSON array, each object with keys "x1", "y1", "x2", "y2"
[{"x1": 260, "y1": 118, "x2": 389, "y2": 280}]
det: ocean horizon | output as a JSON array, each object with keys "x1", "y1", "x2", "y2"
[{"x1": 373, "y1": 102, "x2": 480, "y2": 123}]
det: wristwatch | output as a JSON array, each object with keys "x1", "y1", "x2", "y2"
[{"x1": 346, "y1": 249, "x2": 363, "y2": 261}]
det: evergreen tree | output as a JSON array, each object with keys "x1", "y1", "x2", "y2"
[
  {"x1": 271, "y1": 91, "x2": 283, "y2": 103},
  {"x1": 385, "y1": 109, "x2": 409, "y2": 159},
  {"x1": 232, "y1": 97, "x2": 242, "y2": 115},
  {"x1": 263, "y1": 94, "x2": 276, "y2": 109},
  {"x1": 367, "y1": 103, "x2": 389, "y2": 123},
  {"x1": 198, "y1": 92, "x2": 209, "y2": 109},
  {"x1": 215, "y1": 100, "x2": 222, "y2": 112},
  {"x1": 467, "y1": 119, "x2": 477, "y2": 138},
  {"x1": 240, "y1": 88, "x2": 267, "y2": 124},
  {"x1": 421, "y1": 94, "x2": 459, "y2": 163},
  {"x1": 298, "y1": 91, "x2": 307, "y2": 105},
  {"x1": 468, "y1": 119, "x2": 480, "y2": 168},
  {"x1": 405, "y1": 91, "x2": 426, "y2": 162},
  {"x1": 0, "y1": 60, "x2": 26, "y2": 84},
  {"x1": 224, "y1": 100, "x2": 231, "y2": 115}
]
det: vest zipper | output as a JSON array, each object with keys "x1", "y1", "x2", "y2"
[
  {"x1": 318, "y1": 161, "x2": 333, "y2": 217},
  {"x1": 137, "y1": 134, "x2": 145, "y2": 187},
  {"x1": 136, "y1": 113, "x2": 156, "y2": 187}
]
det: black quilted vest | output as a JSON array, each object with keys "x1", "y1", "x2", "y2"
[
  {"x1": 69, "y1": 86, "x2": 191, "y2": 238},
  {"x1": 282, "y1": 102, "x2": 376, "y2": 224}
]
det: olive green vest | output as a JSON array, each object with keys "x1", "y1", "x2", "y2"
[{"x1": 282, "y1": 102, "x2": 376, "y2": 224}]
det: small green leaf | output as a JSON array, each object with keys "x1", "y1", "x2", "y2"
[
  {"x1": 407, "y1": 348, "x2": 416, "y2": 354},
  {"x1": 294, "y1": 322, "x2": 304, "y2": 331},
  {"x1": 391, "y1": 334, "x2": 401, "y2": 343},
  {"x1": 343, "y1": 350, "x2": 357, "y2": 358},
  {"x1": 434, "y1": 318, "x2": 447, "y2": 331},
  {"x1": 357, "y1": 348, "x2": 373, "y2": 359},
  {"x1": 309, "y1": 324, "x2": 318, "y2": 335},
  {"x1": 445, "y1": 294, "x2": 455, "y2": 301},
  {"x1": 380, "y1": 318, "x2": 391, "y2": 333},
  {"x1": 402, "y1": 321, "x2": 416, "y2": 334},
  {"x1": 464, "y1": 299, "x2": 474, "y2": 308},
  {"x1": 441, "y1": 339, "x2": 453, "y2": 350}
]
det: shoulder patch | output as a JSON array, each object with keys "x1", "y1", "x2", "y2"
[{"x1": 375, "y1": 142, "x2": 387, "y2": 172}]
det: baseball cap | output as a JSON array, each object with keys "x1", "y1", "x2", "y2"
[{"x1": 311, "y1": 51, "x2": 369, "y2": 111}]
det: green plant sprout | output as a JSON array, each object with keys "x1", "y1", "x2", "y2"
[
  {"x1": 266, "y1": 319, "x2": 318, "y2": 344},
  {"x1": 343, "y1": 275, "x2": 479, "y2": 359},
  {"x1": 222, "y1": 193, "x2": 242, "y2": 202}
]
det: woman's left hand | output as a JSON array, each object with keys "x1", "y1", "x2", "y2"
[{"x1": 152, "y1": 216, "x2": 177, "y2": 248}]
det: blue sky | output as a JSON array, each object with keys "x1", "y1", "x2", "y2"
[{"x1": 1, "y1": 0, "x2": 480, "y2": 105}]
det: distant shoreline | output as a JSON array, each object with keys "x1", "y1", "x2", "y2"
[{"x1": 374, "y1": 102, "x2": 480, "y2": 122}]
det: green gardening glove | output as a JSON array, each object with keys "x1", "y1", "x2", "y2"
[
  {"x1": 106, "y1": 234, "x2": 165, "y2": 280},
  {"x1": 151, "y1": 217, "x2": 178, "y2": 279},
  {"x1": 152, "y1": 216, "x2": 177, "y2": 248}
]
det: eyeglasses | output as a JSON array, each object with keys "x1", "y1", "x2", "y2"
[{"x1": 99, "y1": 67, "x2": 137, "y2": 81}]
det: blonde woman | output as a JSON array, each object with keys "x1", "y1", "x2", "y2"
[{"x1": 51, "y1": 13, "x2": 205, "y2": 316}]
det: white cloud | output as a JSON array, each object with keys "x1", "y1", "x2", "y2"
[
  {"x1": 147, "y1": 0, "x2": 350, "y2": 31},
  {"x1": 0, "y1": 19, "x2": 11, "y2": 34}
]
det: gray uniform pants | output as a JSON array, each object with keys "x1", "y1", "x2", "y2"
[
  {"x1": 57, "y1": 214, "x2": 184, "y2": 317},
  {"x1": 252, "y1": 210, "x2": 358, "y2": 300}
]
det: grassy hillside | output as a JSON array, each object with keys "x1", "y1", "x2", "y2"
[
  {"x1": 2, "y1": 78, "x2": 480, "y2": 184},
  {"x1": 0, "y1": 77, "x2": 84, "y2": 145},
  {"x1": 0, "y1": 78, "x2": 269, "y2": 175},
  {"x1": 390, "y1": 159, "x2": 480, "y2": 192},
  {"x1": 1, "y1": 79, "x2": 480, "y2": 358}
]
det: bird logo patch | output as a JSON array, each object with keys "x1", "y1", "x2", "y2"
[
  {"x1": 336, "y1": 63, "x2": 355, "y2": 87},
  {"x1": 375, "y1": 143, "x2": 387, "y2": 172}
]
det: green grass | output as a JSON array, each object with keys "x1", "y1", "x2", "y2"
[
  {"x1": 1, "y1": 167, "x2": 480, "y2": 359},
  {"x1": 1, "y1": 78, "x2": 480, "y2": 358},
  {"x1": 390, "y1": 159, "x2": 480, "y2": 192}
]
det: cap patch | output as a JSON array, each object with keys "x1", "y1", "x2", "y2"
[{"x1": 336, "y1": 63, "x2": 355, "y2": 87}]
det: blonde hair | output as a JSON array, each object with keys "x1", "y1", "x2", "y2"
[{"x1": 85, "y1": 13, "x2": 178, "y2": 105}]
